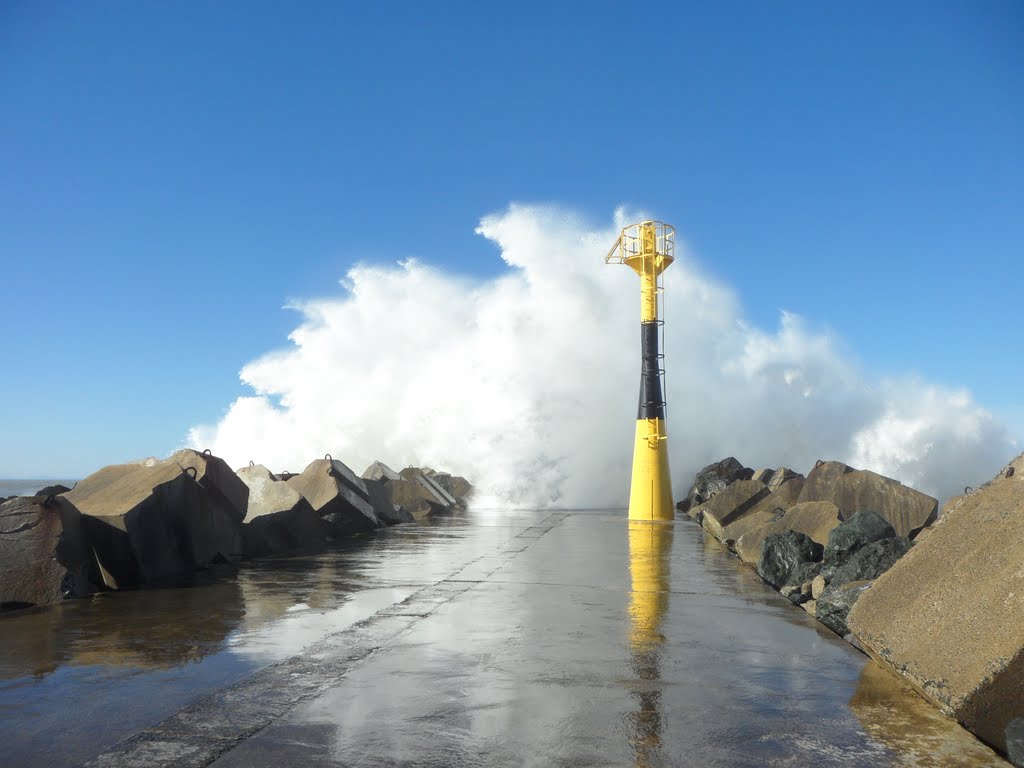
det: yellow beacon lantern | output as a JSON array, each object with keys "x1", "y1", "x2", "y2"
[{"x1": 606, "y1": 221, "x2": 675, "y2": 521}]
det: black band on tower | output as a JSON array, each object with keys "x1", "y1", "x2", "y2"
[{"x1": 638, "y1": 320, "x2": 666, "y2": 420}]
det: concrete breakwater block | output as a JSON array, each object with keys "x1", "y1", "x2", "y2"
[
  {"x1": 170, "y1": 449, "x2": 249, "y2": 525},
  {"x1": 361, "y1": 461, "x2": 462, "y2": 522},
  {"x1": 403, "y1": 467, "x2": 458, "y2": 507},
  {"x1": 0, "y1": 495, "x2": 101, "y2": 608},
  {"x1": 399, "y1": 466, "x2": 458, "y2": 516},
  {"x1": 735, "y1": 501, "x2": 841, "y2": 565},
  {"x1": 675, "y1": 456, "x2": 751, "y2": 516},
  {"x1": 796, "y1": 460, "x2": 854, "y2": 505},
  {"x1": 2, "y1": 449, "x2": 472, "y2": 611},
  {"x1": 848, "y1": 455, "x2": 1024, "y2": 764},
  {"x1": 287, "y1": 457, "x2": 382, "y2": 536},
  {"x1": 236, "y1": 465, "x2": 329, "y2": 557},
  {"x1": 361, "y1": 461, "x2": 416, "y2": 523},
  {"x1": 65, "y1": 452, "x2": 245, "y2": 588},
  {"x1": 423, "y1": 469, "x2": 473, "y2": 507},
  {"x1": 362, "y1": 460, "x2": 401, "y2": 482},
  {"x1": 679, "y1": 460, "x2": 804, "y2": 522},
  {"x1": 799, "y1": 464, "x2": 937, "y2": 539},
  {"x1": 362, "y1": 477, "x2": 416, "y2": 525},
  {"x1": 694, "y1": 479, "x2": 772, "y2": 546},
  {"x1": 679, "y1": 460, "x2": 806, "y2": 554}
]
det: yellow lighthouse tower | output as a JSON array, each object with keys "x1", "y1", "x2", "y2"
[{"x1": 606, "y1": 221, "x2": 675, "y2": 521}]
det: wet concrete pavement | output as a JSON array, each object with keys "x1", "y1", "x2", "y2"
[{"x1": 0, "y1": 509, "x2": 1010, "y2": 767}]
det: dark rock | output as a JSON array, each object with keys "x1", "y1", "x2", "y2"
[
  {"x1": 287, "y1": 458, "x2": 381, "y2": 536},
  {"x1": 1006, "y1": 716, "x2": 1024, "y2": 767},
  {"x1": 34, "y1": 484, "x2": 71, "y2": 497},
  {"x1": 780, "y1": 584, "x2": 808, "y2": 605},
  {"x1": 678, "y1": 457, "x2": 751, "y2": 516},
  {"x1": 817, "y1": 579, "x2": 873, "y2": 636},
  {"x1": 236, "y1": 465, "x2": 329, "y2": 557},
  {"x1": 65, "y1": 454, "x2": 245, "y2": 588},
  {"x1": 757, "y1": 530, "x2": 823, "y2": 589},
  {"x1": 824, "y1": 511, "x2": 897, "y2": 564},
  {"x1": 824, "y1": 537, "x2": 913, "y2": 587},
  {"x1": 844, "y1": 633, "x2": 865, "y2": 653},
  {"x1": 0, "y1": 495, "x2": 101, "y2": 609},
  {"x1": 734, "y1": 500, "x2": 841, "y2": 565},
  {"x1": 790, "y1": 560, "x2": 823, "y2": 588},
  {"x1": 819, "y1": 528, "x2": 908, "y2": 632}
]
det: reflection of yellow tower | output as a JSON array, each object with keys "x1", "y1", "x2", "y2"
[
  {"x1": 627, "y1": 521, "x2": 674, "y2": 767},
  {"x1": 607, "y1": 222, "x2": 675, "y2": 521}
]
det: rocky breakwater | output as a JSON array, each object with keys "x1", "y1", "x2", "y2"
[
  {"x1": 681, "y1": 453, "x2": 1024, "y2": 767},
  {"x1": 847, "y1": 455, "x2": 1024, "y2": 766},
  {"x1": 680, "y1": 458, "x2": 934, "y2": 642},
  {"x1": 0, "y1": 451, "x2": 472, "y2": 612}
]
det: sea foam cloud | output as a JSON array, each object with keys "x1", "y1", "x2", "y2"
[{"x1": 188, "y1": 204, "x2": 1013, "y2": 507}]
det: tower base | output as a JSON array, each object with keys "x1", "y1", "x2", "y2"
[{"x1": 628, "y1": 419, "x2": 674, "y2": 521}]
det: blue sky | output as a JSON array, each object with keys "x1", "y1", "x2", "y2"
[{"x1": 1, "y1": 1, "x2": 1022, "y2": 478}]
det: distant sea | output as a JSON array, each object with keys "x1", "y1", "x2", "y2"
[{"x1": 0, "y1": 479, "x2": 79, "y2": 498}]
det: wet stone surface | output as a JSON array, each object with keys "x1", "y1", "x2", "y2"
[{"x1": 0, "y1": 509, "x2": 1010, "y2": 767}]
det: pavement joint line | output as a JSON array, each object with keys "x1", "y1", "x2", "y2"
[
  {"x1": 480, "y1": 579, "x2": 715, "y2": 597},
  {"x1": 80, "y1": 513, "x2": 570, "y2": 768}
]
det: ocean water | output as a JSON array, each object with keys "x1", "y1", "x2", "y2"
[{"x1": 0, "y1": 479, "x2": 79, "y2": 498}]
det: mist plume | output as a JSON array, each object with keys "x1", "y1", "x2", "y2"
[{"x1": 188, "y1": 205, "x2": 1013, "y2": 507}]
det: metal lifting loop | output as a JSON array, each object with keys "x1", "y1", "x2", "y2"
[
  {"x1": 325, "y1": 453, "x2": 333, "y2": 461},
  {"x1": 203, "y1": 448, "x2": 212, "y2": 456},
  {"x1": 249, "y1": 460, "x2": 255, "y2": 467},
  {"x1": 815, "y1": 459, "x2": 824, "y2": 468},
  {"x1": 964, "y1": 486, "x2": 973, "y2": 495},
  {"x1": 184, "y1": 466, "x2": 198, "y2": 480}
]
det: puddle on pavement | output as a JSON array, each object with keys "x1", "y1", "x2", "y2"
[{"x1": 0, "y1": 520, "x2": 508, "y2": 768}]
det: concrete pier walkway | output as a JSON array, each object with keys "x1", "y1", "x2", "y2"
[{"x1": 2, "y1": 509, "x2": 1009, "y2": 767}]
